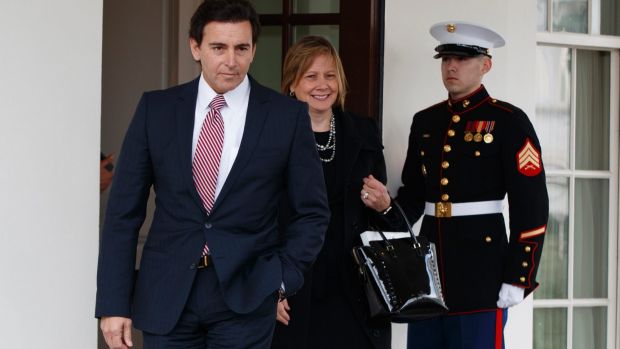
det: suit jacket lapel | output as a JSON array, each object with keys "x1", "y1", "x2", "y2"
[
  {"x1": 210, "y1": 77, "x2": 271, "y2": 214},
  {"x1": 175, "y1": 78, "x2": 205, "y2": 211}
]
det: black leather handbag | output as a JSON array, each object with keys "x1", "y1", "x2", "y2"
[{"x1": 352, "y1": 201, "x2": 448, "y2": 322}]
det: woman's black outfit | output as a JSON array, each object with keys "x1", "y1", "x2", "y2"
[{"x1": 271, "y1": 109, "x2": 391, "y2": 349}]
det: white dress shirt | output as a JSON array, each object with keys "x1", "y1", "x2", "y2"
[{"x1": 192, "y1": 74, "x2": 250, "y2": 200}]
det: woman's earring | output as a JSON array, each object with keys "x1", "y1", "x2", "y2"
[{"x1": 289, "y1": 90, "x2": 295, "y2": 97}]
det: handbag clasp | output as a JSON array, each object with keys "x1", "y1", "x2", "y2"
[{"x1": 435, "y1": 202, "x2": 452, "y2": 218}]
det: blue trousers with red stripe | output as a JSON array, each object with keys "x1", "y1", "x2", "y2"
[{"x1": 407, "y1": 309, "x2": 507, "y2": 349}]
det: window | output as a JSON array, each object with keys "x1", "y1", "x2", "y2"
[
  {"x1": 538, "y1": 0, "x2": 620, "y2": 35},
  {"x1": 535, "y1": 2, "x2": 619, "y2": 346}
]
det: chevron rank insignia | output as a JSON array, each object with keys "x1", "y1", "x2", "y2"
[{"x1": 517, "y1": 138, "x2": 542, "y2": 176}]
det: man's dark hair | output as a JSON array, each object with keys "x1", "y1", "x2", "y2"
[{"x1": 189, "y1": 0, "x2": 260, "y2": 45}]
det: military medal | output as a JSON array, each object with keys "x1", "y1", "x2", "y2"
[
  {"x1": 464, "y1": 121, "x2": 475, "y2": 142},
  {"x1": 484, "y1": 133, "x2": 494, "y2": 143},
  {"x1": 483, "y1": 121, "x2": 495, "y2": 143},
  {"x1": 474, "y1": 121, "x2": 484, "y2": 142}
]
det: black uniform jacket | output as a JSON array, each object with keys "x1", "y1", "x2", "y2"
[
  {"x1": 273, "y1": 109, "x2": 391, "y2": 349},
  {"x1": 384, "y1": 85, "x2": 549, "y2": 314}
]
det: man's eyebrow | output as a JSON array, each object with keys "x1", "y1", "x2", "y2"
[{"x1": 208, "y1": 42, "x2": 226, "y2": 47}]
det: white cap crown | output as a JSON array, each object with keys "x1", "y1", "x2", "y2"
[{"x1": 430, "y1": 21, "x2": 505, "y2": 48}]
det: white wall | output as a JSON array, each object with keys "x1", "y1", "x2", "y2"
[
  {"x1": 383, "y1": 1, "x2": 537, "y2": 348},
  {"x1": 0, "y1": 1, "x2": 102, "y2": 347}
]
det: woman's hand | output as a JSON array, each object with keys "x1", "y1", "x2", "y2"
[
  {"x1": 276, "y1": 299, "x2": 291, "y2": 325},
  {"x1": 361, "y1": 175, "x2": 391, "y2": 212}
]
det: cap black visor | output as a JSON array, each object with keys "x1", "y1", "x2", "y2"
[{"x1": 434, "y1": 44, "x2": 491, "y2": 58}]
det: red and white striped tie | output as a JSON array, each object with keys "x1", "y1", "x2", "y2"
[{"x1": 193, "y1": 94, "x2": 226, "y2": 255}]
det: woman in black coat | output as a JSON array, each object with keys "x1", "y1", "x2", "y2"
[{"x1": 271, "y1": 36, "x2": 391, "y2": 349}]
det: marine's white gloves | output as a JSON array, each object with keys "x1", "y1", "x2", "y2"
[{"x1": 496, "y1": 283, "x2": 524, "y2": 308}]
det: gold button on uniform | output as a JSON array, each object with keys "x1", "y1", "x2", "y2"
[
  {"x1": 444, "y1": 145, "x2": 452, "y2": 152},
  {"x1": 519, "y1": 277, "x2": 526, "y2": 283},
  {"x1": 474, "y1": 151, "x2": 481, "y2": 157},
  {"x1": 440, "y1": 178, "x2": 449, "y2": 186},
  {"x1": 463, "y1": 100, "x2": 470, "y2": 108},
  {"x1": 522, "y1": 261, "x2": 529, "y2": 268},
  {"x1": 447, "y1": 129, "x2": 455, "y2": 137},
  {"x1": 485, "y1": 236, "x2": 492, "y2": 243},
  {"x1": 452, "y1": 115, "x2": 461, "y2": 123},
  {"x1": 442, "y1": 161, "x2": 450, "y2": 169},
  {"x1": 525, "y1": 246, "x2": 531, "y2": 252},
  {"x1": 420, "y1": 150, "x2": 425, "y2": 156},
  {"x1": 441, "y1": 194, "x2": 449, "y2": 201}
]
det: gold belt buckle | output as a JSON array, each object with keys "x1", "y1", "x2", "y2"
[{"x1": 435, "y1": 202, "x2": 452, "y2": 218}]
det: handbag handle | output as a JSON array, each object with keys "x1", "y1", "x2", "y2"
[{"x1": 392, "y1": 200, "x2": 422, "y2": 249}]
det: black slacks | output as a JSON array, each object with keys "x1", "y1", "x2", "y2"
[{"x1": 143, "y1": 266, "x2": 278, "y2": 349}]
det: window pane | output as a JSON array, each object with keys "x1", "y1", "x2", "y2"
[
  {"x1": 293, "y1": 0, "x2": 339, "y2": 13},
  {"x1": 249, "y1": 26, "x2": 282, "y2": 92},
  {"x1": 573, "y1": 307, "x2": 607, "y2": 349},
  {"x1": 575, "y1": 50, "x2": 610, "y2": 171},
  {"x1": 293, "y1": 25, "x2": 339, "y2": 50},
  {"x1": 535, "y1": 46, "x2": 571, "y2": 170},
  {"x1": 535, "y1": 177, "x2": 569, "y2": 299},
  {"x1": 574, "y1": 179, "x2": 608, "y2": 298},
  {"x1": 538, "y1": 0, "x2": 548, "y2": 31},
  {"x1": 600, "y1": 0, "x2": 620, "y2": 35},
  {"x1": 552, "y1": 0, "x2": 588, "y2": 33},
  {"x1": 247, "y1": 0, "x2": 282, "y2": 14},
  {"x1": 534, "y1": 308, "x2": 567, "y2": 349}
]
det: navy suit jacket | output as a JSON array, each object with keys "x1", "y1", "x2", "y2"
[{"x1": 95, "y1": 76, "x2": 329, "y2": 334}]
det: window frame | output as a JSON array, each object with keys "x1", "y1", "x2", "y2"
[{"x1": 535, "y1": 32, "x2": 619, "y2": 349}]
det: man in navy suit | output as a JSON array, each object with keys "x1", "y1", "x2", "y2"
[{"x1": 96, "y1": 1, "x2": 329, "y2": 348}]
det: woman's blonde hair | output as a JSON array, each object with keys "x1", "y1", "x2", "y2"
[{"x1": 281, "y1": 36, "x2": 348, "y2": 109}]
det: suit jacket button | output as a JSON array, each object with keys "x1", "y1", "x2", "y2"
[
  {"x1": 372, "y1": 329, "x2": 381, "y2": 337},
  {"x1": 204, "y1": 223, "x2": 212, "y2": 229},
  {"x1": 190, "y1": 263, "x2": 196, "y2": 269}
]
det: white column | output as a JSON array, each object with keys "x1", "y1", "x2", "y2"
[{"x1": 0, "y1": 0, "x2": 102, "y2": 347}]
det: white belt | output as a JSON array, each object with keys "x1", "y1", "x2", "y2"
[{"x1": 424, "y1": 200, "x2": 503, "y2": 218}]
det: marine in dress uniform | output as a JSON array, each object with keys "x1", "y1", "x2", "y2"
[{"x1": 362, "y1": 21, "x2": 549, "y2": 349}]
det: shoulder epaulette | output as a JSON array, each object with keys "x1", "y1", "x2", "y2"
[{"x1": 487, "y1": 98, "x2": 518, "y2": 113}]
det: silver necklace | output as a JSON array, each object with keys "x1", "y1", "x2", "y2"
[{"x1": 316, "y1": 114, "x2": 336, "y2": 163}]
